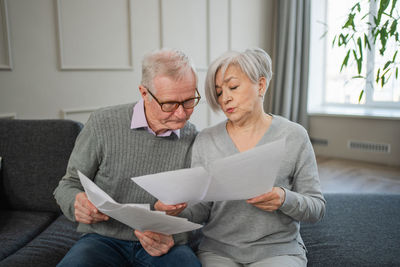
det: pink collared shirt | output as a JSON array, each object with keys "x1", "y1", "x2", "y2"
[{"x1": 131, "y1": 99, "x2": 180, "y2": 138}]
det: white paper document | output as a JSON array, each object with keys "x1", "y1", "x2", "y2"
[
  {"x1": 77, "y1": 171, "x2": 203, "y2": 235},
  {"x1": 132, "y1": 139, "x2": 285, "y2": 204}
]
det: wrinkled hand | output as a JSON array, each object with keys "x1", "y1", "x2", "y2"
[
  {"x1": 74, "y1": 192, "x2": 109, "y2": 224},
  {"x1": 135, "y1": 230, "x2": 174, "y2": 256},
  {"x1": 247, "y1": 187, "x2": 286, "y2": 211},
  {"x1": 154, "y1": 200, "x2": 187, "y2": 216}
]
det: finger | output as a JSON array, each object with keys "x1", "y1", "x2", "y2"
[
  {"x1": 137, "y1": 231, "x2": 173, "y2": 256},
  {"x1": 251, "y1": 203, "x2": 279, "y2": 211},
  {"x1": 75, "y1": 208, "x2": 109, "y2": 224},
  {"x1": 148, "y1": 233, "x2": 174, "y2": 250},
  {"x1": 75, "y1": 210, "x2": 95, "y2": 224},
  {"x1": 174, "y1": 203, "x2": 187, "y2": 210},
  {"x1": 166, "y1": 207, "x2": 185, "y2": 216},
  {"x1": 155, "y1": 201, "x2": 187, "y2": 211},
  {"x1": 141, "y1": 231, "x2": 173, "y2": 253},
  {"x1": 74, "y1": 201, "x2": 93, "y2": 216},
  {"x1": 77, "y1": 193, "x2": 98, "y2": 213},
  {"x1": 84, "y1": 199, "x2": 98, "y2": 213},
  {"x1": 155, "y1": 201, "x2": 176, "y2": 211},
  {"x1": 166, "y1": 203, "x2": 187, "y2": 216},
  {"x1": 75, "y1": 201, "x2": 108, "y2": 222},
  {"x1": 247, "y1": 193, "x2": 273, "y2": 204},
  {"x1": 137, "y1": 237, "x2": 161, "y2": 256},
  {"x1": 91, "y1": 212, "x2": 109, "y2": 221}
]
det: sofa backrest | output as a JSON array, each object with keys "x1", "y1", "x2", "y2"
[{"x1": 0, "y1": 119, "x2": 82, "y2": 212}]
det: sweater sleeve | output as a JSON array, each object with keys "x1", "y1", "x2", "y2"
[
  {"x1": 179, "y1": 133, "x2": 213, "y2": 224},
  {"x1": 279, "y1": 127, "x2": 326, "y2": 223},
  {"x1": 53, "y1": 114, "x2": 102, "y2": 222}
]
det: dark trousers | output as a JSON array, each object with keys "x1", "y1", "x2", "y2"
[{"x1": 57, "y1": 233, "x2": 201, "y2": 267}]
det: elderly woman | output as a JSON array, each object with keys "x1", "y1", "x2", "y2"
[{"x1": 156, "y1": 48, "x2": 326, "y2": 267}]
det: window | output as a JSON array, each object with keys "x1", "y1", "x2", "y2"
[{"x1": 308, "y1": 0, "x2": 400, "y2": 117}]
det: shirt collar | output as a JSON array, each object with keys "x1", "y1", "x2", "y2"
[{"x1": 131, "y1": 99, "x2": 180, "y2": 138}]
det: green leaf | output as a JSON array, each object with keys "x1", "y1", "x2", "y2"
[
  {"x1": 384, "y1": 60, "x2": 391, "y2": 70},
  {"x1": 390, "y1": 0, "x2": 398, "y2": 16},
  {"x1": 343, "y1": 13, "x2": 356, "y2": 30},
  {"x1": 379, "y1": 28, "x2": 388, "y2": 55},
  {"x1": 351, "y1": 2, "x2": 361, "y2": 12},
  {"x1": 393, "y1": 51, "x2": 398, "y2": 62},
  {"x1": 338, "y1": 34, "x2": 349, "y2": 46},
  {"x1": 352, "y1": 75, "x2": 365, "y2": 79},
  {"x1": 381, "y1": 75, "x2": 386, "y2": 87},
  {"x1": 358, "y1": 90, "x2": 364, "y2": 103},
  {"x1": 332, "y1": 35, "x2": 337, "y2": 47},
  {"x1": 377, "y1": 0, "x2": 390, "y2": 24},
  {"x1": 357, "y1": 37, "x2": 363, "y2": 59},
  {"x1": 341, "y1": 50, "x2": 351, "y2": 71},
  {"x1": 364, "y1": 34, "x2": 371, "y2": 50},
  {"x1": 390, "y1": 20, "x2": 397, "y2": 36},
  {"x1": 353, "y1": 50, "x2": 362, "y2": 74},
  {"x1": 396, "y1": 67, "x2": 398, "y2": 79},
  {"x1": 382, "y1": 68, "x2": 390, "y2": 77},
  {"x1": 361, "y1": 13, "x2": 369, "y2": 20},
  {"x1": 374, "y1": 15, "x2": 378, "y2": 25},
  {"x1": 376, "y1": 68, "x2": 381, "y2": 83}
]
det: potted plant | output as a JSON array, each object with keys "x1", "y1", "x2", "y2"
[{"x1": 332, "y1": 0, "x2": 399, "y2": 101}]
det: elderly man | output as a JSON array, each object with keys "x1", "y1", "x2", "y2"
[{"x1": 54, "y1": 49, "x2": 201, "y2": 267}]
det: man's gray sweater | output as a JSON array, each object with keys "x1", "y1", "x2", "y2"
[
  {"x1": 54, "y1": 103, "x2": 197, "y2": 241},
  {"x1": 181, "y1": 115, "x2": 326, "y2": 263}
]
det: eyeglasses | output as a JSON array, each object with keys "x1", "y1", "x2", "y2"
[{"x1": 146, "y1": 87, "x2": 201, "y2": 112}]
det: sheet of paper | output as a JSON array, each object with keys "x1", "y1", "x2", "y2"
[
  {"x1": 131, "y1": 139, "x2": 285, "y2": 203},
  {"x1": 203, "y1": 138, "x2": 285, "y2": 201},
  {"x1": 132, "y1": 167, "x2": 210, "y2": 205},
  {"x1": 77, "y1": 171, "x2": 202, "y2": 235}
]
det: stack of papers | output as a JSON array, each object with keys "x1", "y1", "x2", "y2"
[
  {"x1": 78, "y1": 171, "x2": 203, "y2": 235},
  {"x1": 132, "y1": 139, "x2": 285, "y2": 204}
]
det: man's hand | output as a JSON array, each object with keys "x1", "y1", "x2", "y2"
[
  {"x1": 134, "y1": 230, "x2": 174, "y2": 256},
  {"x1": 246, "y1": 187, "x2": 286, "y2": 211},
  {"x1": 74, "y1": 192, "x2": 109, "y2": 224},
  {"x1": 154, "y1": 200, "x2": 187, "y2": 216}
]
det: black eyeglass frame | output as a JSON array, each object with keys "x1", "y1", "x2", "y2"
[{"x1": 146, "y1": 87, "x2": 201, "y2": 112}]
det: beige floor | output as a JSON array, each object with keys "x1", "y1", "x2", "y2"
[{"x1": 316, "y1": 156, "x2": 400, "y2": 194}]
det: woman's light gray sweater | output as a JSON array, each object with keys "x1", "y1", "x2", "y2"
[
  {"x1": 181, "y1": 115, "x2": 326, "y2": 263},
  {"x1": 54, "y1": 103, "x2": 197, "y2": 241}
]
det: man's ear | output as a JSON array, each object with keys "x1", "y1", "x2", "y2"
[{"x1": 139, "y1": 85, "x2": 148, "y2": 100}]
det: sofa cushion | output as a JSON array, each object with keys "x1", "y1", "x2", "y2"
[
  {"x1": 0, "y1": 210, "x2": 58, "y2": 261},
  {"x1": 0, "y1": 215, "x2": 80, "y2": 267},
  {"x1": 0, "y1": 157, "x2": 3, "y2": 209},
  {"x1": 0, "y1": 119, "x2": 82, "y2": 212},
  {"x1": 301, "y1": 193, "x2": 400, "y2": 266}
]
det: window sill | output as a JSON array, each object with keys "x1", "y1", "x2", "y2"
[{"x1": 308, "y1": 106, "x2": 400, "y2": 120}]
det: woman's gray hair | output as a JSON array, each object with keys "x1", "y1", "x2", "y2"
[
  {"x1": 205, "y1": 48, "x2": 273, "y2": 111},
  {"x1": 141, "y1": 48, "x2": 198, "y2": 92}
]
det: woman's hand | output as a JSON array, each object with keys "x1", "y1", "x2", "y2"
[
  {"x1": 134, "y1": 230, "x2": 174, "y2": 256},
  {"x1": 247, "y1": 187, "x2": 286, "y2": 211},
  {"x1": 154, "y1": 200, "x2": 187, "y2": 216}
]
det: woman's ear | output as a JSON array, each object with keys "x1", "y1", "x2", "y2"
[{"x1": 258, "y1": 77, "x2": 267, "y2": 96}]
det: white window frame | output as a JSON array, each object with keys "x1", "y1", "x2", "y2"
[{"x1": 308, "y1": 0, "x2": 400, "y2": 118}]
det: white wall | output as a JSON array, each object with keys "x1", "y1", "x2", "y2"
[
  {"x1": 309, "y1": 115, "x2": 400, "y2": 166},
  {"x1": 0, "y1": 0, "x2": 276, "y2": 130}
]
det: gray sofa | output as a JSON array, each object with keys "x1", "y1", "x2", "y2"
[
  {"x1": 0, "y1": 119, "x2": 82, "y2": 267},
  {"x1": 1, "y1": 119, "x2": 399, "y2": 266}
]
